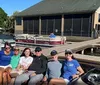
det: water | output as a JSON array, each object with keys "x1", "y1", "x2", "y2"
[{"x1": 0, "y1": 34, "x2": 15, "y2": 39}]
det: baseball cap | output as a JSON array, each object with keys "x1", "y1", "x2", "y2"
[
  {"x1": 14, "y1": 47, "x2": 19, "y2": 51},
  {"x1": 65, "y1": 49, "x2": 73, "y2": 54},
  {"x1": 35, "y1": 47, "x2": 42, "y2": 52},
  {"x1": 50, "y1": 50, "x2": 58, "y2": 56}
]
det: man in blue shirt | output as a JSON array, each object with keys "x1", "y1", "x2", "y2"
[{"x1": 49, "y1": 33, "x2": 56, "y2": 38}]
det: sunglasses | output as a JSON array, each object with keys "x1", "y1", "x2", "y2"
[
  {"x1": 35, "y1": 51, "x2": 40, "y2": 52},
  {"x1": 5, "y1": 47, "x2": 10, "y2": 49},
  {"x1": 65, "y1": 52, "x2": 72, "y2": 54}
]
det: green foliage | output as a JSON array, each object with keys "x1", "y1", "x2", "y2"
[
  {"x1": 13, "y1": 11, "x2": 20, "y2": 16},
  {"x1": 0, "y1": 7, "x2": 7, "y2": 28},
  {"x1": 0, "y1": 7, "x2": 15, "y2": 34}
]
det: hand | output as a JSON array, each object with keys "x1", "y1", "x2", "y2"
[
  {"x1": 20, "y1": 65, "x2": 28, "y2": 70},
  {"x1": 23, "y1": 66, "x2": 28, "y2": 70},
  {"x1": 31, "y1": 72, "x2": 36, "y2": 76},
  {"x1": 24, "y1": 70, "x2": 28, "y2": 73},
  {"x1": 16, "y1": 69, "x2": 19, "y2": 71},
  {"x1": 21, "y1": 65, "x2": 24, "y2": 69},
  {"x1": 43, "y1": 76, "x2": 47, "y2": 81},
  {"x1": 72, "y1": 74, "x2": 79, "y2": 79}
]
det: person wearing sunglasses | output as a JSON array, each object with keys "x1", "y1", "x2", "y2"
[
  {"x1": 8, "y1": 47, "x2": 20, "y2": 85},
  {"x1": 14, "y1": 46, "x2": 48, "y2": 85},
  {"x1": 62, "y1": 49, "x2": 84, "y2": 85},
  {"x1": 10, "y1": 47, "x2": 20, "y2": 70},
  {"x1": 49, "y1": 49, "x2": 84, "y2": 85},
  {"x1": 0, "y1": 42, "x2": 14, "y2": 85}
]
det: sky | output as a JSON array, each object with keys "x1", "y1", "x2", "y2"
[{"x1": 0, "y1": 0, "x2": 42, "y2": 16}]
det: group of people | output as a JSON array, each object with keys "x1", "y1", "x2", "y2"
[
  {"x1": 0, "y1": 42, "x2": 84, "y2": 85},
  {"x1": 43, "y1": 49, "x2": 84, "y2": 85}
]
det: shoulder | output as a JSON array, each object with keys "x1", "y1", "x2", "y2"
[
  {"x1": 72, "y1": 59, "x2": 79, "y2": 63},
  {"x1": 20, "y1": 56, "x2": 24, "y2": 59},
  {"x1": 11, "y1": 51, "x2": 14, "y2": 54},
  {"x1": 48, "y1": 61, "x2": 52, "y2": 65},
  {"x1": 0, "y1": 50, "x2": 4, "y2": 54},
  {"x1": 11, "y1": 55, "x2": 14, "y2": 59},
  {"x1": 32, "y1": 54, "x2": 36, "y2": 58},
  {"x1": 63, "y1": 60, "x2": 67, "y2": 63},
  {"x1": 28, "y1": 56, "x2": 33, "y2": 60},
  {"x1": 59, "y1": 61, "x2": 62, "y2": 65},
  {"x1": 72, "y1": 59, "x2": 80, "y2": 66},
  {"x1": 48, "y1": 61, "x2": 51, "y2": 66},
  {"x1": 41, "y1": 54, "x2": 48, "y2": 60},
  {"x1": 18, "y1": 54, "x2": 21, "y2": 58}
]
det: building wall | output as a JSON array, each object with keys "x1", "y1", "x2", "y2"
[
  {"x1": 41, "y1": 15, "x2": 61, "y2": 35},
  {"x1": 15, "y1": 13, "x2": 92, "y2": 37},
  {"x1": 94, "y1": 7, "x2": 100, "y2": 28},
  {"x1": 93, "y1": 7, "x2": 100, "y2": 37},
  {"x1": 64, "y1": 14, "x2": 92, "y2": 37},
  {"x1": 23, "y1": 17, "x2": 39, "y2": 34},
  {"x1": 15, "y1": 17, "x2": 23, "y2": 34}
]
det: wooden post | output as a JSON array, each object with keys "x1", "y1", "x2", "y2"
[
  {"x1": 61, "y1": 14, "x2": 64, "y2": 44},
  {"x1": 39, "y1": 16, "x2": 41, "y2": 35},
  {"x1": 61, "y1": 14, "x2": 64, "y2": 37},
  {"x1": 81, "y1": 50, "x2": 84, "y2": 55}
]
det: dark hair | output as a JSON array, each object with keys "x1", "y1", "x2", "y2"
[
  {"x1": 4, "y1": 42, "x2": 11, "y2": 48},
  {"x1": 4, "y1": 42, "x2": 12, "y2": 51},
  {"x1": 21, "y1": 48, "x2": 32, "y2": 57},
  {"x1": 71, "y1": 55, "x2": 75, "y2": 59}
]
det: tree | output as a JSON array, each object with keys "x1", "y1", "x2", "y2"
[
  {"x1": 4, "y1": 11, "x2": 20, "y2": 34},
  {"x1": 0, "y1": 7, "x2": 7, "y2": 28},
  {"x1": 13, "y1": 11, "x2": 20, "y2": 16},
  {"x1": 3, "y1": 16, "x2": 14, "y2": 33}
]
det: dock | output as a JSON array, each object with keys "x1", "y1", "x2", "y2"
[
  {"x1": 17, "y1": 38, "x2": 100, "y2": 68},
  {"x1": 42, "y1": 38, "x2": 100, "y2": 68},
  {"x1": 42, "y1": 38, "x2": 100, "y2": 56}
]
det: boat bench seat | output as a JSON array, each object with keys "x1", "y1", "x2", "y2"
[{"x1": 10, "y1": 59, "x2": 84, "y2": 85}]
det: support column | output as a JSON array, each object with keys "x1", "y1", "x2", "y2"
[
  {"x1": 39, "y1": 16, "x2": 41, "y2": 35},
  {"x1": 91, "y1": 48, "x2": 94, "y2": 54},
  {"x1": 61, "y1": 14, "x2": 64, "y2": 36},
  {"x1": 81, "y1": 50, "x2": 84, "y2": 55}
]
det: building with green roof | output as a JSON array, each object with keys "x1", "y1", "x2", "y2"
[{"x1": 14, "y1": 0, "x2": 100, "y2": 38}]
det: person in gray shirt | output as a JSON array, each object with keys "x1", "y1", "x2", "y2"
[{"x1": 43, "y1": 50, "x2": 62, "y2": 84}]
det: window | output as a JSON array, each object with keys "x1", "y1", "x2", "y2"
[
  {"x1": 16, "y1": 17, "x2": 22, "y2": 25},
  {"x1": 98, "y1": 14, "x2": 100, "y2": 22}
]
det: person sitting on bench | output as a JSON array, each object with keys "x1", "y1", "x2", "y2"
[
  {"x1": 49, "y1": 49, "x2": 84, "y2": 85},
  {"x1": 14, "y1": 47, "x2": 48, "y2": 85},
  {"x1": 43, "y1": 50, "x2": 62, "y2": 84}
]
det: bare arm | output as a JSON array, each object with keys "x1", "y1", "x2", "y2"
[
  {"x1": 77, "y1": 66, "x2": 84, "y2": 76},
  {"x1": 16, "y1": 64, "x2": 21, "y2": 70},
  {"x1": 23, "y1": 63, "x2": 32, "y2": 70},
  {"x1": 72, "y1": 66, "x2": 84, "y2": 79}
]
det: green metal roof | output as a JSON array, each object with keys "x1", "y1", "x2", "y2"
[{"x1": 15, "y1": 0, "x2": 100, "y2": 17}]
